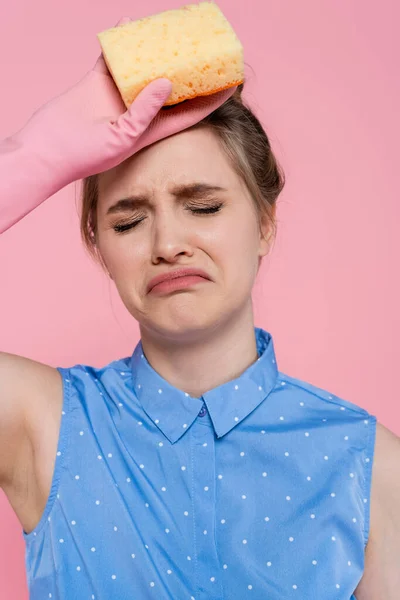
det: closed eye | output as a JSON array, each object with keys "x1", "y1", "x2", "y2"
[{"x1": 112, "y1": 203, "x2": 224, "y2": 234}]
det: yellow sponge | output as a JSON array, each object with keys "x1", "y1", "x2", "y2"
[{"x1": 97, "y1": 2, "x2": 244, "y2": 108}]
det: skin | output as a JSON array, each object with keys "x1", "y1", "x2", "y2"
[{"x1": 95, "y1": 126, "x2": 274, "y2": 398}]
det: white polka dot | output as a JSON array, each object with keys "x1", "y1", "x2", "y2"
[
  {"x1": 242, "y1": 539, "x2": 247, "y2": 544},
  {"x1": 57, "y1": 451, "x2": 61, "y2": 456},
  {"x1": 221, "y1": 519, "x2": 226, "y2": 524},
  {"x1": 131, "y1": 554, "x2": 136, "y2": 558},
  {"x1": 95, "y1": 500, "x2": 100, "y2": 505},
  {"x1": 71, "y1": 521, "x2": 76, "y2": 525},
  {"x1": 111, "y1": 575, "x2": 116, "y2": 580},
  {"x1": 284, "y1": 452, "x2": 289, "y2": 457},
  {"x1": 183, "y1": 423, "x2": 187, "y2": 428},
  {"x1": 75, "y1": 475, "x2": 80, "y2": 480},
  {"x1": 203, "y1": 530, "x2": 207, "y2": 535},
  {"x1": 264, "y1": 516, "x2": 270, "y2": 522},
  {"x1": 59, "y1": 539, "x2": 64, "y2": 543},
  {"x1": 158, "y1": 389, "x2": 162, "y2": 394},
  {"x1": 223, "y1": 564, "x2": 228, "y2": 569},
  {"x1": 184, "y1": 511, "x2": 189, "y2": 516},
  {"x1": 262, "y1": 472, "x2": 267, "y2": 477},
  {"x1": 218, "y1": 474, "x2": 223, "y2": 479},
  {"x1": 204, "y1": 486, "x2": 209, "y2": 491},
  {"x1": 91, "y1": 547, "x2": 96, "y2": 552},
  {"x1": 331, "y1": 493, "x2": 336, "y2": 497},
  {"x1": 336, "y1": 584, "x2": 340, "y2": 589},
  {"x1": 286, "y1": 496, "x2": 291, "y2": 501},
  {"x1": 159, "y1": 442, "x2": 163, "y2": 447},
  {"x1": 181, "y1": 466, "x2": 186, "y2": 471},
  {"x1": 279, "y1": 416, "x2": 284, "y2": 420},
  {"x1": 266, "y1": 561, "x2": 272, "y2": 567},
  {"x1": 150, "y1": 582, "x2": 155, "y2": 587},
  {"x1": 77, "y1": 566, "x2": 81, "y2": 571},
  {"x1": 97, "y1": 455, "x2": 102, "y2": 460},
  {"x1": 348, "y1": 561, "x2": 352, "y2": 566},
  {"x1": 332, "y1": 536, "x2": 336, "y2": 541},
  {"x1": 79, "y1": 431, "x2": 84, "y2": 436},
  {"x1": 324, "y1": 456, "x2": 329, "y2": 460},
  {"x1": 312, "y1": 560, "x2": 317, "y2": 565},
  {"x1": 300, "y1": 402, "x2": 304, "y2": 406},
  {"x1": 187, "y1": 556, "x2": 191, "y2": 561},
  {"x1": 114, "y1": 526, "x2": 118, "y2": 531},
  {"x1": 203, "y1": 443, "x2": 207, "y2": 447},
  {"x1": 126, "y1": 478, "x2": 131, "y2": 483},
  {"x1": 240, "y1": 452, "x2": 245, "y2": 456},
  {"x1": 234, "y1": 417, "x2": 239, "y2": 422},
  {"x1": 310, "y1": 514, "x2": 315, "y2": 519},
  {"x1": 305, "y1": 432, "x2": 310, "y2": 437},
  {"x1": 165, "y1": 528, "x2": 170, "y2": 533},
  {"x1": 210, "y1": 577, "x2": 215, "y2": 582},
  {"x1": 248, "y1": 585, "x2": 253, "y2": 590},
  {"x1": 307, "y1": 476, "x2": 311, "y2": 481},
  {"x1": 140, "y1": 464, "x2": 144, "y2": 469},
  {"x1": 293, "y1": 584, "x2": 298, "y2": 589},
  {"x1": 289, "y1": 537, "x2": 294, "y2": 542},
  {"x1": 167, "y1": 570, "x2": 172, "y2": 574},
  {"x1": 161, "y1": 487, "x2": 166, "y2": 492},
  {"x1": 350, "y1": 472, "x2": 354, "y2": 478},
  {"x1": 261, "y1": 430, "x2": 265, "y2": 434},
  {"x1": 352, "y1": 518, "x2": 357, "y2": 523},
  {"x1": 242, "y1": 495, "x2": 247, "y2": 499},
  {"x1": 155, "y1": 419, "x2": 159, "y2": 424}
]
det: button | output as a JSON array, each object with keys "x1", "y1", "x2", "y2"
[{"x1": 198, "y1": 405, "x2": 207, "y2": 417}]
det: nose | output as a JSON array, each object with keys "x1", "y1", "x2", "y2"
[{"x1": 150, "y1": 210, "x2": 194, "y2": 264}]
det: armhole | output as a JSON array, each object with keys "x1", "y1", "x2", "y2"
[
  {"x1": 22, "y1": 366, "x2": 72, "y2": 543},
  {"x1": 362, "y1": 414, "x2": 377, "y2": 548}
]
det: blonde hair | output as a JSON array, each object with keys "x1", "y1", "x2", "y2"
[{"x1": 79, "y1": 82, "x2": 285, "y2": 274}]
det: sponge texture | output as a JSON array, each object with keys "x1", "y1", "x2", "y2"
[{"x1": 97, "y1": 2, "x2": 244, "y2": 108}]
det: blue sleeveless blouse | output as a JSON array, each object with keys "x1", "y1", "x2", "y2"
[{"x1": 23, "y1": 327, "x2": 376, "y2": 599}]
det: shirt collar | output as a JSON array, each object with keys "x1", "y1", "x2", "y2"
[{"x1": 130, "y1": 327, "x2": 278, "y2": 444}]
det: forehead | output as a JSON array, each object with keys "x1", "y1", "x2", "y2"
[{"x1": 98, "y1": 127, "x2": 241, "y2": 206}]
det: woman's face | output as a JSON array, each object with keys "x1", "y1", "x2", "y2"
[{"x1": 96, "y1": 126, "x2": 271, "y2": 341}]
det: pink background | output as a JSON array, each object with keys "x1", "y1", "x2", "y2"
[{"x1": 0, "y1": 0, "x2": 399, "y2": 596}]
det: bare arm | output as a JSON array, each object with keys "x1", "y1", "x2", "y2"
[
  {"x1": 0, "y1": 352, "x2": 59, "y2": 488},
  {"x1": 354, "y1": 423, "x2": 400, "y2": 599}
]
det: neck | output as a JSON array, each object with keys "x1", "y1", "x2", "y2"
[{"x1": 139, "y1": 304, "x2": 259, "y2": 399}]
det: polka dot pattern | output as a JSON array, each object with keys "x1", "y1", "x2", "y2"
[{"x1": 22, "y1": 328, "x2": 377, "y2": 600}]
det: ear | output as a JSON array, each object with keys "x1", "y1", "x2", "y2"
[{"x1": 258, "y1": 206, "x2": 276, "y2": 259}]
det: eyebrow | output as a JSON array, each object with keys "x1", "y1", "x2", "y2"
[{"x1": 105, "y1": 182, "x2": 228, "y2": 216}]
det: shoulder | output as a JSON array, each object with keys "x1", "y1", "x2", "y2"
[
  {"x1": 354, "y1": 421, "x2": 400, "y2": 599},
  {"x1": 278, "y1": 371, "x2": 373, "y2": 418}
]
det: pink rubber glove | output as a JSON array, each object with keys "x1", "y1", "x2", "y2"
[{"x1": 0, "y1": 16, "x2": 237, "y2": 234}]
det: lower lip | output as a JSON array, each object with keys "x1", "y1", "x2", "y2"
[{"x1": 150, "y1": 275, "x2": 208, "y2": 294}]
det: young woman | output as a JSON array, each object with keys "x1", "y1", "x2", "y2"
[{"x1": 0, "y1": 17, "x2": 399, "y2": 600}]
